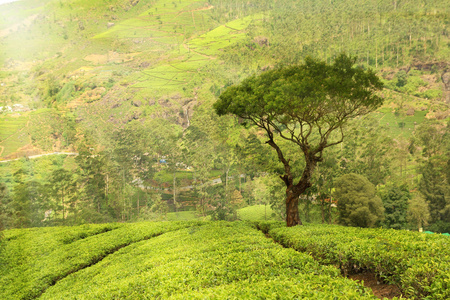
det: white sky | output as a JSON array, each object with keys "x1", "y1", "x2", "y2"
[{"x1": 0, "y1": 0, "x2": 20, "y2": 6}]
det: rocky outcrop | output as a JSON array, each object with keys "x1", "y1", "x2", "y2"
[
  {"x1": 254, "y1": 36, "x2": 269, "y2": 47},
  {"x1": 131, "y1": 100, "x2": 142, "y2": 107}
]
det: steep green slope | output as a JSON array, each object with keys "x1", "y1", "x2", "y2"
[{"x1": 1, "y1": 0, "x2": 449, "y2": 228}]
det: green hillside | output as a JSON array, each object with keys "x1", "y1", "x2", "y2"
[
  {"x1": 0, "y1": 0, "x2": 449, "y2": 232},
  {"x1": 1, "y1": 221, "x2": 449, "y2": 299},
  {"x1": 1, "y1": 0, "x2": 449, "y2": 159}
]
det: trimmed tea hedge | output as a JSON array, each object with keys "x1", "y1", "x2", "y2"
[
  {"x1": 36, "y1": 222, "x2": 375, "y2": 299},
  {"x1": 265, "y1": 223, "x2": 450, "y2": 299},
  {"x1": 0, "y1": 221, "x2": 201, "y2": 300}
]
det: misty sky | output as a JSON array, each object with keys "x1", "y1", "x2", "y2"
[{"x1": 0, "y1": 0, "x2": 20, "y2": 5}]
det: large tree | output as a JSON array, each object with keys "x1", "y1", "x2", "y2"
[{"x1": 214, "y1": 54, "x2": 383, "y2": 226}]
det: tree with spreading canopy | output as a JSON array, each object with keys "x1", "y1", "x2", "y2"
[{"x1": 214, "y1": 54, "x2": 384, "y2": 226}]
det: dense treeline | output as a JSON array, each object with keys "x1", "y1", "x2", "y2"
[
  {"x1": 1, "y1": 108, "x2": 449, "y2": 232},
  {"x1": 222, "y1": 0, "x2": 450, "y2": 69}
]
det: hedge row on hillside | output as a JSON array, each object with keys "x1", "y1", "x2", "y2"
[
  {"x1": 38, "y1": 222, "x2": 376, "y2": 299},
  {"x1": 262, "y1": 223, "x2": 450, "y2": 299},
  {"x1": 0, "y1": 221, "x2": 201, "y2": 300}
]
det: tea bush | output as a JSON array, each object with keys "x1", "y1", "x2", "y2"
[
  {"x1": 268, "y1": 223, "x2": 450, "y2": 299},
  {"x1": 37, "y1": 222, "x2": 375, "y2": 299},
  {"x1": 5, "y1": 221, "x2": 448, "y2": 299},
  {"x1": 0, "y1": 221, "x2": 200, "y2": 300}
]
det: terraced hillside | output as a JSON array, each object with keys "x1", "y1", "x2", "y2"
[{"x1": 1, "y1": 0, "x2": 449, "y2": 159}]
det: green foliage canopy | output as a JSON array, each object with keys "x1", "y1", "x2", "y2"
[
  {"x1": 334, "y1": 173, "x2": 385, "y2": 228},
  {"x1": 214, "y1": 55, "x2": 384, "y2": 151},
  {"x1": 380, "y1": 184, "x2": 410, "y2": 229}
]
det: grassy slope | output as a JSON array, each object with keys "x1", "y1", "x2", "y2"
[
  {"x1": 162, "y1": 204, "x2": 279, "y2": 222},
  {"x1": 237, "y1": 204, "x2": 279, "y2": 221}
]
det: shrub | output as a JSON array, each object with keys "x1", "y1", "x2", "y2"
[{"x1": 334, "y1": 173, "x2": 385, "y2": 228}]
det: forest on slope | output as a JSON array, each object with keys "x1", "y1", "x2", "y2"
[{"x1": 0, "y1": 0, "x2": 449, "y2": 231}]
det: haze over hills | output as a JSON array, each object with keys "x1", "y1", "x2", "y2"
[
  {"x1": 0, "y1": 0, "x2": 449, "y2": 228},
  {"x1": 1, "y1": 0, "x2": 449, "y2": 159}
]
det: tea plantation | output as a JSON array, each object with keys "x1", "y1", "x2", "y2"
[{"x1": 1, "y1": 221, "x2": 449, "y2": 299}]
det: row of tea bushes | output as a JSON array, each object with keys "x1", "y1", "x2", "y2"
[
  {"x1": 39, "y1": 222, "x2": 378, "y2": 299},
  {"x1": 265, "y1": 223, "x2": 450, "y2": 299},
  {"x1": 0, "y1": 221, "x2": 201, "y2": 300}
]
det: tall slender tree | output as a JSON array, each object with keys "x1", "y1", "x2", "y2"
[{"x1": 214, "y1": 54, "x2": 383, "y2": 226}]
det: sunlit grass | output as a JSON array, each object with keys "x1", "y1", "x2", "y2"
[
  {"x1": 0, "y1": 113, "x2": 30, "y2": 157},
  {"x1": 237, "y1": 204, "x2": 280, "y2": 221},
  {"x1": 166, "y1": 210, "x2": 200, "y2": 221},
  {"x1": 377, "y1": 110, "x2": 427, "y2": 138}
]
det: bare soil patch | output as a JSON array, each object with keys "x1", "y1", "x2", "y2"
[{"x1": 348, "y1": 271, "x2": 403, "y2": 299}]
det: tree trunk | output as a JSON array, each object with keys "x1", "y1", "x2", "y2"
[
  {"x1": 137, "y1": 193, "x2": 140, "y2": 215},
  {"x1": 239, "y1": 174, "x2": 241, "y2": 193},
  {"x1": 266, "y1": 132, "x2": 320, "y2": 227},
  {"x1": 225, "y1": 168, "x2": 229, "y2": 199},
  {"x1": 173, "y1": 172, "x2": 177, "y2": 212},
  {"x1": 286, "y1": 188, "x2": 302, "y2": 227},
  {"x1": 329, "y1": 186, "x2": 333, "y2": 224},
  {"x1": 328, "y1": 200, "x2": 332, "y2": 224},
  {"x1": 282, "y1": 157, "x2": 318, "y2": 227},
  {"x1": 321, "y1": 199, "x2": 325, "y2": 224}
]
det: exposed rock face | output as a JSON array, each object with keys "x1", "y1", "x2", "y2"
[
  {"x1": 254, "y1": 36, "x2": 269, "y2": 47},
  {"x1": 78, "y1": 21, "x2": 85, "y2": 30},
  {"x1": 159, "y1": 98, "x2": 171, "y2": 108},
  {"x1": 406, "y1": 107, "x2": 415, "y2": 116},
  {"x1": 153, "y1": 97, "x2": 196, "y2": 128},
  {"x1": 180, "y1": 98, "x2": 197, "y2": 128},
  {"x1": 126, "y1": 111, "x2": 142, "y2": 123},
  {"x1": 442, "y1": 71, "x2": 450, "y2": 104},
  {"x1": 140, "y1": 61, "x2": 150, "y2": 68},
  {"x1": 131, "y1": 100, "x2": 142, "y2": 107}
]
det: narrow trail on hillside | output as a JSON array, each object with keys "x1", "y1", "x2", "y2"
[
  {"x1": 0, "y1": 152, "x2": 78, "y2": 163},
  {"x1": 182, "y1": 43, "x2": 216, "y2": 59}
]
